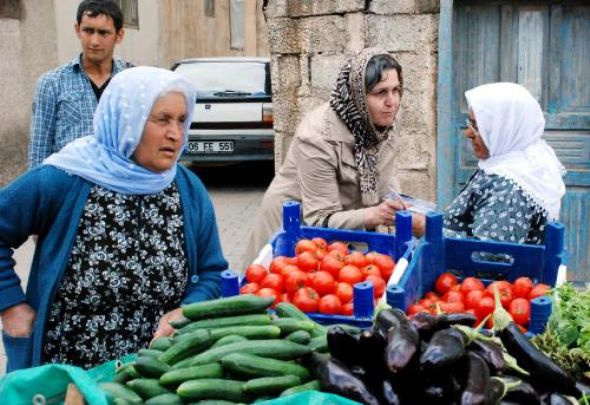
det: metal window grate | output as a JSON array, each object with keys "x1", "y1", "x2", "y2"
[
  {"x1": 115, "y1": 0, "x2": 139, "y2": 29},
  {"x1": 0, "y1": 0, "x2": 22, "y2": 19}
]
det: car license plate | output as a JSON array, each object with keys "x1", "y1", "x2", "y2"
[{"x1": 186, "y1": 141, "x2": 234, "y2": 154}]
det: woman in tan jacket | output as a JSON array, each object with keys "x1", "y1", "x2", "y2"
[{"x1": 242, "y1": 48, "x2": 405, "y2": 269}]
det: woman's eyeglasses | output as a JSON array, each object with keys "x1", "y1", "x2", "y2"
[{"x1": 466, "y1": 118, "x2": 480, "y2": 134}]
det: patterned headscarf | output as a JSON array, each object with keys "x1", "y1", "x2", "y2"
[
  {"x1": 329, "y1": 48, "x2": 400, "y2": 205},
  {"x1": 45, "y1": 66, "x2": 196, "y2": 195}
]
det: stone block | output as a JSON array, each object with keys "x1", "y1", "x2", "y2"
[
  {"x1": 345, "y1": 13, "x2": 366, "y2": 51},
  {"x1": 271, "y1": 54, "x2": 301, "y2": 94},
  {"x1": 310, "y1": 54, "x2": 348, "y2": 90},
  {"x1": 272, "y1": 93, "x2": 300, "y2": 133},
  {"x1": 267, "y1": 18, "x2": 299, "y2": 54},
  {"x1": 263, "y1": 0, "x2": 289, "y2": 18},
  {"x1": 365, "y1": 14, "x2": 439, "y2": 53},
  {"x1": 297, "y1": 94, "x2": 330, "y2": 118},
  {"x1": 288, "y1": 0, "x2": 365, "y2": 17},
  {"x1": 299, "y1": 16, "x2": 346, "y2": 54},
  {"x1": 368, "y1": 0, "x2": 440, "y2": 14}
]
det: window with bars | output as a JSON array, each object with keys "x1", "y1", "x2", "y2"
[
  {"x1": 0, "y1": 0, "x2": 22, "y2": 19},
  {"x1": 205, "y1": 0, "x2": 215, "y2": 18},
  {"x1": 229, "y1": 0, "x2": 245, "y2": 50},
  {"x1": 114, "y1": 0, "x2": 139, "y2": 29}
]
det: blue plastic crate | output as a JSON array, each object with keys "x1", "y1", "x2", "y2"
[
  {"x1": 386, "y1": 212, "x2": 566, "y2": 334},
  {"x1": 223, "y1": 201, "x2": 416, "y2": 327}
]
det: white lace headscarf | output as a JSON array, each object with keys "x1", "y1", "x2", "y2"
[{"x1": 465, "y1": 82, "x2": 566, "y2": 220}]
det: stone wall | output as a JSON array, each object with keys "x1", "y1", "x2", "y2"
[{"x1": 264, "y1": 0, "x2": 439, "y2": 200}]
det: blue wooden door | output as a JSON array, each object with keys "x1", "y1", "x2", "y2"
[{"x1": 438, "y1": 1, "x2": 590, "y2": 280}]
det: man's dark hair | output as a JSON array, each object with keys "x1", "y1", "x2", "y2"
[
  {"x1": 77, "y1": 0, "x2": 124, "y2": 32},
  {"x1": 365, "y1": 54, "x2": 403, "y2": 96}
]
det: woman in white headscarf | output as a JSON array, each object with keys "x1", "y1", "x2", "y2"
[
  {"x1": 0, "y1": 67, "x2": 227, "y2": 372},
  {"x1": 408, "y1": 82, "x2": 566, "y2": 244}
]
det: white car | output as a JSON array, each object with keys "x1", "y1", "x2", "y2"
[{"x1": 172, "y1": 57, "x2": 274, "y2": 163}]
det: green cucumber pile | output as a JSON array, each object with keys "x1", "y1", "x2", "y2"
[{"x1": 99, "y1": 295, "x2": 328, "y2": 404}]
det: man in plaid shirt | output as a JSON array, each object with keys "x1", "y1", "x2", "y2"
[{"x1": 28, "y1": 0, "x2": 132, "y2": 168}]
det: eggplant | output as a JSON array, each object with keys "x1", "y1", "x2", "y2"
[
  {"x1": 468, "y1": 338, "x2": 506, "y2": 374},
  {"x1": 420, "y1": 374, "x2": 462, "y2": 404},
  {"x1": 375, "y1": 307, "x2": 405, "y2": 335},
  {"x1": 436, "y1": 312, "x2": 477, "y2": 329},
  {"x1": 381, "y1": 379, "x2": 402, "y2": 405},
  {"x1": 358, "y1": 326, "x2": 387, "y2": 371},
  {"x1": 486, "y1": 377, "x2": 506, "y2": 404},
  {"x1": 420, "y1": 328, "x2": 467, "y2": 372},
  {"x1": 501, "y1": 376, "x2": 541, "y2": 405},
  {"x1": 306, "y1": 352, "x2": 380, "y2": 405},
  {"x1": 409, "y1": 311, "x2": 438, "y2": 335},
  {"x1": 327, "y1": 325, "x2": 361, "y2": 367},
  {"x1": 460, "y1": 352, "x2": 490, "y2": 405},
  {"x1": 542, "y1": 393, "x2": 575, "y2": 405},
  {"x1": 385, "y1": 316, "x2": 420, "y2": 373},
  {"x1": 493, "y1": 289, "x2": 580, "y2": 397}
]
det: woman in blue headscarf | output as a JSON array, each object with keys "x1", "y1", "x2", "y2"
[{"x1": 0, "y1": 66, "x2": 227, "y2": 372}]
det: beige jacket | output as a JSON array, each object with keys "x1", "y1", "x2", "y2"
[{"x1": 242, "y1": 103, "x2": 401, "y2": 269}]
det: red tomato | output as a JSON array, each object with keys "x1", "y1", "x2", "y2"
[
  {"x1": 284, "y1": 270, "x2": 308, "y2": 294},
  {"x1": 512, "y1": 277, "x2": 534, "y2": 299},
  {"x1": 486, "y1": 281, "x2": 514, "y2": 309},
  {"x1": 442, "y1": 290, "x2": 464, "y2": 304},
  {"x1": 314, "y1": 248, "x2": 327, "y2": 260},
  {"x1": 475, "y1": 296, "x2": 495, "y2": 321},
  {"x1": 295, "y1": 239, "x2": 317, "y2": 255},
  {"x1": 529, "y1": 283, "x2": 551, "y2": 300},
  {"x1": 439, "y1": 301, "x2": 465, "y2": 313},
  {"x1": 318, "y1": 294, "x2": 342, "y2": 315},
  {"x1": 341, "y1": 302, "x2": 354, "y2": 316},
  {"x1": 245, "y1": 264, "x2": 267, "y2": 284},
  {"x1": 345, "y1": 251, "x2": 369, "y2": 269},
  {"x1": 328, "y1": 241, "x2": 349, "y2": 255},
  {"x1": 260, "y1": 273, "x2": 284, "y2": 293},
  {"x1": 296, "y1": 251, "x2": 319, "y2": 272},
  {"x1": 460, "y1": 277, "x2": 485, "y2": 295},
  {"x1": 311, "y1": 237, "x2": 328, "y2": 250},
  {"x1": 338, "y1": 265, "x2": 364, "y2": 285},
  {"x1": 335, "y1": 282, "x2": 353, "y2": 303},
  {"x1": 362, "y1": 264, "x2": 382, "y2": 279},
  {"x1": 292, "y1": 287, "x2": 320, "y2": 313},
  {"x1": 240, "y1": 282, "x2": 259, "y2": 295},
  {"x1": 280, "y1": 264, "x2": 302, "y2": 278},
  {"x1": 270, "y1": 256, "x2": 294, "y2": 275},
  {"x1": 311, "y1": 271, "x2": 336, "y2": 295},
  {"x1": 424, "y1": 291, "x2": 440, "y2": 302},
  {"x1": 509, "y1": 298, "x2": 531, "y2": 326},
  {"x1": 418, "y1": 298, "x2": 436, "y2": 313},
  {"x1": 407, "y1": 304, "x2": 428, "y2": 316},
  {"x1": 464, "y1": 289, "x2": 485, "y2": 310},
  {"x1": 365, "y1": 274, "x2": 386, "y2": 298},
  {"x1": 374, "y1": 254, "x2": 395, "y2": 281},
  {"x1": 257, "y1": 287, "x2": 279, "y2": 305},
  {"x1": 365, "y1": 251, "x2": 379, "y2": 264},
  {"x1": 435, "y1": 272, "x2": 458, "y2": 295},
  {"x1": 320, "y1": 254, "x2": 345, "y2": 278}
]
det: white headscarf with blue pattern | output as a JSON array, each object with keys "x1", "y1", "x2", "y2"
[{"x1": 44, "y1": 66, "x2": 196, "y2": 195}]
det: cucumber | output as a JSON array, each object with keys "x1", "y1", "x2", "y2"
[
  {"x1": 279, "y1": 379, "x2": 321, "y2": 397},
  {"x1": 242, "y1": 375, "x2": 301, "y2": 396},
  {"x1": 211, "y1": 335, "x2": 248, "y2": 348},
  {"x1": 113, "y1": 399, "x2": 132, "y2": 405},
  {"x1": 285, "y1": 330, "x2": 311, "y2": 345},
  {"x1": 150, "y1": 336, "x2": 175, "y2": 351},
  {"x1": 208, "y1": 325, "x2": 281, "y2": 341},
  {"x1": 178, "y1": 314, "x2": 271, "y2": 334},
  {"x1": 134, "y1": 355, "x2": 171, "y2": 378},
  {"x1": 99, "y1": 382, "x2": 143, "y2": 403},
  {"x1": 159, "y1": 363, "x2": 224, "y2": 386},
  {"x1": 182, "y1": 294, "x2": 274, "y2": 320},
  {"x1": 221, "y1": 353, "x2": 310, "y2": 381},
  {"x1": 169, "y1": 315, "x2": 192, "y2": 329},
  {"x1": 126, "y1": 378, "x2": 171, "y2": 399},
  {"x1": 270, "y1": 318, "x2": 315, "y2": 335},
  {"x1": 187, "y1": 401, "x2": 243, "y2": 405},
  {"x1": 159, "y1": 329, "x2": 212, "y2": 365},
  {"x1": 308, "y1": 334, "x2": 328, "y2": 353},
  {"x1": 138, "y1": 348, "x2": 165, "y2": 358},
  {"x1": 190, "y1": 340, "x2": 310, "y2": 366},
  {"x1": 177, "y1": 379, "x2": 246, "y2": 402},
  {"x1": 113, "y1": 365, "x2": 139, "y2": 384},
  {"x1": 169, "y1": 355, "x2": 196, "y2": 370},
  {"x1": 274, "y1": 302, "x2": 327, "y2": 337},
  {"x1": 144, "y1": 393, "x2": 183, "y2": 404}
]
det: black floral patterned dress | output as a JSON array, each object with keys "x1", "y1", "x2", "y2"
[
  {"x1": 443, "y1": 170, "x2": 548, "y2": 245},
  {"x1": 43, "y1": 183, "x2": 187, "y2": 368}
]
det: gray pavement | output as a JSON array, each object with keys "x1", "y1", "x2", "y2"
[{"x1": 0, "y1": 161, "x2": 272, "y2": 376}]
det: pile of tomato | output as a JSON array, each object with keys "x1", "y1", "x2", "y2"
[
  {"x1": 407, "y1": 272, "x2": 551, "y2": 330},
  {"x1": 241, "y1": 237, "x2": 395, "y2": 316}
]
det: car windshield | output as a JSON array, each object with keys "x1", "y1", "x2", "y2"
[{"x1": 175, "y1": 62, "x2": 268, "y2": 95}]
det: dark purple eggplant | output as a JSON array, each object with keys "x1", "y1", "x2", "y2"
[
  {"x1": 501, "y1": 376, "x2": 541, "y2": 405},
  {"x1": 493, "y1": 288, "x2": 580, "y2": 397},
  {"x1": 436, "y1": 312, "x2": 477, "y2": 329},
  {"x1": 358, "y1": 326, "x2": 387, "y2": 371},
  {"x1": 468, "y1": 338, "x2": 506, "y2": 374},
  {"x1": 460, "y1": 352, "x2": 490, "y2": 405},
  {"x1": 306, "y1": 352, "x2": 380, "y2": 405},
  {"x1": 385, "y1": 316, "x2": 420, "y2": 373},
  {"x1": 543, "y1": 393, "x2": 575, "y2": 405},
  {"x1": 327, "y1": 325, "x2": 361, "y2": 367},
  {"x1": 420, "y1": 374, "x2": 462, "y2": 404},
  {"x1": 420, "y1": 328, "x2": 467, "y2": 372},
  {"x1": 381, "y1": 379, "x2": 401, "y2": 405},
  {"x1": 486, "y1": 377, "x2": 506, "y2": 404},
  {"x1": 409, "y1": 311, "x2": 438, "y2": 335},
  {"x1": 375, "y1": 307, "x2": 405, "y2": 335}
]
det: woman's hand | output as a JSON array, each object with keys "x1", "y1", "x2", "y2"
[
  {"x1": 153, "y1": 307, "x2": 184, "y2": 339},
  {"x1": 1, "y1": 303, "x2": 36, "y2": 337},
  {"x1": 363, "y1": 199, "x2": 407, "y2": 229}
]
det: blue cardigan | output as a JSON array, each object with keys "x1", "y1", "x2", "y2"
[{"x1": 0, "y1": 165, "x2": 227, "y2": 372}]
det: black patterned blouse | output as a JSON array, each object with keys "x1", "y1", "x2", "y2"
[
  {"x1": 443, "y1": 170, "x2": 548, "y2": 245},
  {"x1": 43, "y1": 182, "x2": 187, "y2": 368}
]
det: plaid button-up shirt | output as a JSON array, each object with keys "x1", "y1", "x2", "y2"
[{"x1": 28, "y1": 54, "x2": 129, "y2": 168}]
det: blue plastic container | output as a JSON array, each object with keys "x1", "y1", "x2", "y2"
[{"x1": 386, "y1": 212, "x2": 566, "y2": 333}]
